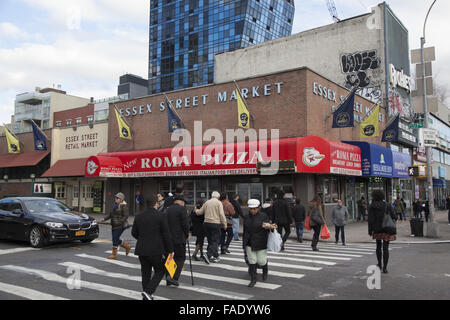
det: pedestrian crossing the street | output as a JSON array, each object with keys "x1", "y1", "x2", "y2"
[{"x1": 0, "y1": 240, "x2": 402, "y2": 300}]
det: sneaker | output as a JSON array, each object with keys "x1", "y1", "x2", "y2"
[
  {"x1": 342, "y1": 243, "x2": 346, "y2": 246},
  {"x1": 225, "y1": 248, "x2": 231, "y2": 254},
  {"x1": 201, "y1": 255, "x2": 210, "y2": 265},
  {"x1": 192, "y1": 254, "x2": 200, "y2": 262},
  {"x1": 142, "y1": 292, "x2": 154, "y2": 300},
  {"x1": 210, "y1": 257, "x2": 221, "y2": 263}
]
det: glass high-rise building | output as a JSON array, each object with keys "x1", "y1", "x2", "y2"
[{"x1": 149, "y1": 0, "x2": 295, "y2": 94}]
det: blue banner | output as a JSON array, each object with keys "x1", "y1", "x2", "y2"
[
  {"x1": 382, "y1": 115, "x2": 400, "y2": 143},
  {"x1": 31, "y1": 121, "x2": 47, "y2": 151},
  {"x1": 392, "y1": 151, "x2": 411, "y2": 178},
  {"x1": 332, "y1": 90, "x2": 355, "y2": 128},
  {"x1": 167, "y1": 104, "x2": 183, "y2": 133},
  {"x1": 343, "y1": 141, "x2": 393, "y2": 177}
]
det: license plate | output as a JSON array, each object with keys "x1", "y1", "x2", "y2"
[{"x1": 76, "y1": 231, "x2": 86, "y2": 237}]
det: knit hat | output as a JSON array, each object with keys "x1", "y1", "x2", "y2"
[{"x1": 115, "y1": 192, "x2": 125, "y2": 201}]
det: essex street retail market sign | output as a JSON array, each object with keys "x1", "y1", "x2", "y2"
[{"x1": 118, "y1": 82, "x2": 284, "y2": 118}]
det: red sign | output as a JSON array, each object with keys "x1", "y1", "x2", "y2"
[
  {"x1": 296, "y1": 136, "x2": 362, "y2": 176},
  {"x1": 86, "y1": 156, "x2": 123, "y2": 177},
  {"x1": 85, "y1": 136, "x2": 362, "y2": 177}
]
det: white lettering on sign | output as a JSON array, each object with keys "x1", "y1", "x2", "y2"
[{"x1": 389, "y1": 64, "x2": 412, "y2": 92}]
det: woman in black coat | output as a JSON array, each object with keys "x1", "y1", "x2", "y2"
[
  {"x1": 190, "y1": 199, "x2": 207, "y2": 263},
  {"x1": 243, "y1": 199, "x2": 277, "y2": 288},
  {"x1": 368, "y1": 190, "x2": 397, "y2": 274}
]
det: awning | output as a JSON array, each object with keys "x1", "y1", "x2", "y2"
[
  {"x1": 392, "y1": 151, "x2": 412, "y2": 178},
  {"x1": 85, "y1": 156, "x2": 123, "y2": 177},
  {"x1": 42, "y1": 158, "x2": 88, "y2": 178},
  {"x1": 343, "y1": 141, "x2": 393, "y2": 177},
  {"x1": 432, "y1": 179, "x2": 446, "y2": 189},
  {"x1": 0, "y1": 151, "x2": 50, "y2": 168},
  {"x1": 87, "y1": 136, "x2": 361, "y2": 177},
  {"x1": 296, "y1": 136, "x2": 362, "y2": 176}
]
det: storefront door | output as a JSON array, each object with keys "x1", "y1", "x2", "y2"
[{"x1": 265, "y1": 184, "x2": 294, "y2": 200}]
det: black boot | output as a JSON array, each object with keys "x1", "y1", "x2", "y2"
[
  {"x1": 248, "y1": 264, "x2": 257, "y2": 288},
  {"x1": 312, "y1": 239, "x2": 319, "y2": 251},
  {"x1": 261, "y1": 264, "x2": 268, "y2": 282}
]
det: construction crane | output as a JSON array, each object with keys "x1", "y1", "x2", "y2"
[{"x1": 326, "y1": 0, "x2": 340, "y2": 22}]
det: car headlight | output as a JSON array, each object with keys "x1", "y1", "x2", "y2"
[
  {"x1": 91, "y1": 220, "x2": 98, "y2": 226},
  {"x1": 45, "y1": 222, "x2": 65, "y2": 229}
]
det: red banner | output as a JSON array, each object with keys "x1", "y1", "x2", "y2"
[{"x1": 85, "y1": 137, "x2": 362, "y2": 177}]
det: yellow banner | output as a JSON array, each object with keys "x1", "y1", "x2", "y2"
[
  {"x1": 236, "y1": 89, "x2": 250, "y2": 129},
  {"x1": 360, "y1": 105, "x2": 380, "y2": 138},
  {"x1": 4, "y1": 127, "x2": 20, "y2": 154},
  {"x1": 114, "y1": 108, "x2": 132, "y2": 140},
  {"x1": 165, "y1": 253, "x2": 177, "y2": 278}
]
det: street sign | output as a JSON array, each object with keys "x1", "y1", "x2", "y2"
[
  {"x1": 409, "y1": 123, "x2": 424, "y2": 129},
  {"x1": 419, "y1": 128, "x2": 437, "y2": 148}
]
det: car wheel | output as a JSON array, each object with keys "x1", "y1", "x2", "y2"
[{"x1": 29, "y1": 225, "x2": 45, "y2": 248}]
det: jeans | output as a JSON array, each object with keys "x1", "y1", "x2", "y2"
[
  {"x1": 335, "y1": 225, "x2": 345, "y2": 244},
  {"x1": 232, "y1": 218, "x2": 240, "y2": 240},
  {"x1": 112, "y1": 228, "x2": 125, "y2": 247},
  {"x1": 220, "y1": 227, "x2": 233, "y2": 249},
  {"x1": 139, "y1": 255, "x2": 165, "y2": 295},
  {"x1": 204, "y1": 223, "x2": 221, "y2": 259},
  {"x1": 358, "y1": 208, "x2": 366, "y2": 221},
  {"x1": 295, "y1": 221, "x2": 304, "y2": 240},
  {"x1": 312, "y1": 224, "x2": 321, "y2": 242},
  {"x1": 277, "y1": 224, "x2": 291, "y2": 244}
]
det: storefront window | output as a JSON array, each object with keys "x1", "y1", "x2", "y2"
[
  {"x1": 237, "y1": 184, "x2": 249, "y2": 206},
  {"x1": 318, "y1": 177, "x2": 339, "y2": 203}
]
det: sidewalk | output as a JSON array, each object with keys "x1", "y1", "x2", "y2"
[
  {"x1": 88, "y1": 210, "x2": 450, "y2": 245},
  {"x1": 293, "y1": 210, "x2": 450, "y2": 244}
]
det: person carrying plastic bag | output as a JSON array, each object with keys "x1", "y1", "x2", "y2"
[{"x1": 243, "y1": 199, "x2": 278, "y2": 288}]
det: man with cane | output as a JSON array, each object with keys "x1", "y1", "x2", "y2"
[{"x1": 166, "y1": 195, "x2": 191, "y2": 287}]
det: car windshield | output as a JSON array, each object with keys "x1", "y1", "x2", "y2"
[{"x1": 23, "y1": 199, "x2": 71, "y2": 214}]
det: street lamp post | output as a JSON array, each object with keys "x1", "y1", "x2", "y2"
[
  {"x1": 421, "y1": 0, "x2": 439, "y2": 238},
  {"x1": 30, "y1": 173, "x2": 36, "y2": 197},
  {"x1": 3, "y1": 175, "x2": 8, "y2": 199}
]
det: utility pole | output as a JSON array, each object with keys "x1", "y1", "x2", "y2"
[{"x1": 421, "y1": 0, "x2": 439, "y2": 238}]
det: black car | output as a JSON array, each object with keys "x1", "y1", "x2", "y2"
[{"x1": 0, "y1": 197, "x2": 99, "y2": 248}]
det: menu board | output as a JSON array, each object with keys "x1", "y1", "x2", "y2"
[{"x1": 92, "y1": 181, "x2": 104, "y2": 213}]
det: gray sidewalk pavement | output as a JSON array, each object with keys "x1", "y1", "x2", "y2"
[{"x1": 89, "y1": 209, "x2": 450, "y2": 244}]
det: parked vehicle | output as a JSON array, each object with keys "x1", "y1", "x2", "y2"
[{"x1": 0, "y1": 197, "x2": 99, "y2": 248}]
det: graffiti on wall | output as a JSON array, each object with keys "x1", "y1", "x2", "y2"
[
  {"x1": 388, "y1": 88, "x2": 412, "y2": 119},
  {"x1": 340, "y1": 50, "x2": 383, "y2": 102}
]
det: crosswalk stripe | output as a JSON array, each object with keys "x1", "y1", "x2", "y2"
[
  {"x1": 101, "y1": 251, "x2": 282, "y2": 289},
  {"x1": 225, "y1": 243, "x2": 357, "y2": 260},
  {"x1": 0, "y1": 265, "x2": 168, "y2": 300},
  {"x1": 217, "y1": 256, "x2": 322, "y2": 271},
  {"x1": 59, "y1": 262, "x2": 254, "y2": 299},
  {"x1": 221, "y1": 250, "x2": 337, "y2": 265},
  {"x1": 0, "y1": 281, "x2": 68, "y2": 300},
  {"x1": 281, "y1": 245, "x2": 374, "y2": 255},
  {"x1": 0, "y1": 248, "x2": 39, "y2": 255},
  {"x1": 97, "y1": 252, "x2": 305, "y2": 280},
  {"x1": 285, "y1": 243, "x2": 375, "y2": 253}
]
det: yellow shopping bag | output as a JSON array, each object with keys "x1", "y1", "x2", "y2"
[{"x1": 165, "y1": 253, "x2": 177, "y2": 278}]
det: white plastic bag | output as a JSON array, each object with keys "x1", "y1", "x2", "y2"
[{"x1": 267, "y1": 230, "x2": 283, "y2": 252}]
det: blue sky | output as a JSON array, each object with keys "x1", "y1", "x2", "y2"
[{"x1": 0, "y1": 0, "x2": 448, "y2": 125}]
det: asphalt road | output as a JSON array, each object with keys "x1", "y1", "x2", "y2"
[{"x1": 0, "y1": 224, "x2": 449, "y2": 301}]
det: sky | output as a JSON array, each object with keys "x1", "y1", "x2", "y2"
[{"x1": 0, "y1": 0, "x2": 448, "y2": 125}]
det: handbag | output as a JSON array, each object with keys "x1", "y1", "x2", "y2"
[
  {"x1": 310, "y1": 208, "x2": 323, "y2": 225},
  {"x1": 320, "y1": 225, "x2": 331, "y2": 239},
  {"x1": 382, "y1": 204, "x2": 397, "y2": 235},
  {"x1": 267, "y1": 230, "x2": 283, "y2": 252},
  {"x1": 304, "y1": 216, "x2": 312, "y2": 231}
]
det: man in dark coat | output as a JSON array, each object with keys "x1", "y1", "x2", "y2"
[
  {"x1": 292, "y1": 198, "x2": 306, "y2": 242},
  {"x1": 132, "y1": 195, "x2": 174, "y2": 300},
  {"x1": 165, "y1": 195, "x2": 190, "y2": 286},
  {"x1": 272, "y1": 191, "x2": 293, "y2": 251},
  {"x1": 230, "y1": 195, "x2": 244, "y2": 241}
]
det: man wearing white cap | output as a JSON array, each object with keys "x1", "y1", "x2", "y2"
[
  {"x1": 196, "y1": 191, "x2": 227, "y2": 263},
  {"x1": 243, "y1": 199, "x2": 277, "y2": 287}
]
